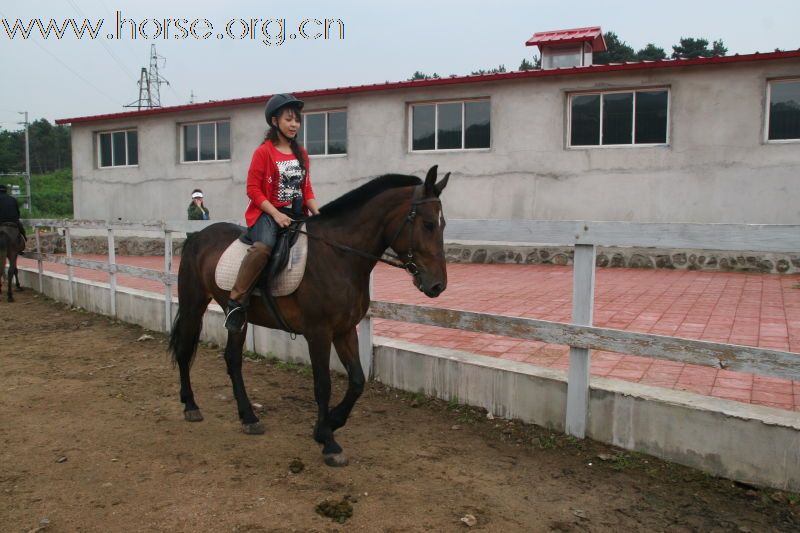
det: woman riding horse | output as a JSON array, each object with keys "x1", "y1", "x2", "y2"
[
  {"x1": 170, "y1": 150, "x2": 449, "y2": 467},
  {"x1": 224, "y1": 94, "x2": 320, "y2": 332}
]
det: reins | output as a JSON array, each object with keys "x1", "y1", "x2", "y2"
[
  {"x1": 262, "y1": 186, "x2": 440, "y2": 337},
  {"x1": 291, "y1": 186, "x2": 441, "y2": 277}
]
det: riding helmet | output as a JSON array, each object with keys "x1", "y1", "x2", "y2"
[{"x1": 265, "y1": 93, "x2": 304, "y2": 124}]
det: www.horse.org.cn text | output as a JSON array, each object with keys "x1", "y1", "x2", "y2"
[{"x1": 0, "y1": 11, "x2": 345, "y2": 46}]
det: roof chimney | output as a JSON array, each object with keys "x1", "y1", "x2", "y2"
[{"x1": 526, "y1": 26, "x2": 607, "y2": 69}]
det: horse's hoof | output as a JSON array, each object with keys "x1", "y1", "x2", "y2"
[
  {"x1": 184, "y1": 409, "x2": 204, "y2": 422},
  {"x1": 241, "y1": 421, "x2": 265, "y2": 435},
  {"x1": 323, "y1": 453, "x2": 349, "y2": 467}
]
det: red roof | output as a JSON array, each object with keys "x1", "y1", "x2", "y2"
[
  {"x1": 56, "y1": 50, "x2": 800, "y2": 125},
  {"x1": 526, "y1": 26, "x2": 607, "y2": 52}
]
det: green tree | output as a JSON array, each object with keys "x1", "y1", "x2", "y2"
[
  {"x1": 409, "y1": 71, "x2": 440, "y2": 80},
  {"x1": 636, "y1": 43, "x2": 667, "y2": 61},
  {"x1": 519, "y1": 55, "x2": 541, "y2": 71},
  {"x1": 0, "y1": 128, "x2": 25, "y2": 173},
  {"x1": 471, "y1": 64, "x2": 506, "y2": 75},
  {"x1": 593, "y1": 32, "x2": 636, "y2": 64},
  {"x1": 0, "y1": 119, "x2": 71, "y2": 174},
  {"x1": 671, "y1": 37, "x2": 727, "y2": 59}
]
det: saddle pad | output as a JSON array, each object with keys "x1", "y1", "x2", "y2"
[{"x1": 214, "y1": 224, "x2": 308, "y2": 297}]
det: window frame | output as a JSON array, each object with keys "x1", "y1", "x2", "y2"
[
  {"x1": 179, "y1": 119, "x2": 232, "y2": 164},
  {"x1": 566, "y1": 87, "x2": 671, "y2": 149},
  {"x1": 408, "y1": 98, "x2": 492, "y2": 153},
  {"x1": 298, "y1": 109, "x2": 348, "y2": 157},
  {"x1": 765, "y1": 77, "x2": 800, "y2": 144},
  {"x1": 96, "y1": 128, "x2": 138, "y2": 168}
]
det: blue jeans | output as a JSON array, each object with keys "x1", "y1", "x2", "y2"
[{"x1": 245, "y1": 212, "x2": 278, "y2": 247}]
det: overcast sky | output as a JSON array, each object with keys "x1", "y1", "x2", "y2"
[{"x1": 0, "y1": 0, "x2": 797, "y2": 126}]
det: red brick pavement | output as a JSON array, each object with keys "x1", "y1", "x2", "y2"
[{"x1": 17, "y1": 255, "x2": 800, "y2": 412}]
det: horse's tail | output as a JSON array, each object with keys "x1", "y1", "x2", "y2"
[{"x1": 168, "y1": 231, "x2": 205, "y2": 368}]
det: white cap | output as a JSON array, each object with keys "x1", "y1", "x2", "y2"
[{"x1": 191, "y1": 191, "x2": 204, "y2": 199}]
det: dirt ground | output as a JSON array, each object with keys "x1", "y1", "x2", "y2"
[{"x1": 1, "y1": 291, "x2": 798, "y2": 532}]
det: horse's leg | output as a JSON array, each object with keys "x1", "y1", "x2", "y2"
[
  {"x1": 5, "y1": 254, "x2": 12, "y2": 303},
  {"x1": 329, "y1": 327, "x2": 366, "y2": 432},
  {"x1": 170, "y1": 287, "x2": 210, "y2": 422},
  {"x1": 306, "y1": 331, "x2": 347, "y2": 466},
  {"x1": 12, "y1": 256, "x2": 22, "y2": 290},
  {"x1": 223, "y1": 325, "x2": 263, "y2": 434},
  {"x1": 0, "y1": 247, "x2": 6, "y2": 302}
]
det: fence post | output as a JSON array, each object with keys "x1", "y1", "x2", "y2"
[
  {"x1": 164, "y1": 229, "x2": 173, "y2": 333},
  {"x1": 64, "y1": 226, "x2": 74, "y2": 306},
  {"x1": 565, "y1": 243, "x2": 596, "y2": 438},
  {"x1": 34, "y1": 225, "x2": 43, "y2": 292},
  {"x1": 107, "y1": 227, "x2": 116, "y2": 317},
  {"x1": 358, "y1": 272, "x2": 374, "y2": 379}
]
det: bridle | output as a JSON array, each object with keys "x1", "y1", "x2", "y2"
[
  {"x1": 383, "y1": 186, "x2": 441, "y2": 276},
  {"x1": 293, "y1": 185, "x2": 441, "y2": 276}
]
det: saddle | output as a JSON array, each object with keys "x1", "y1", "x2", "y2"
[
  {"x1": 215, "y1": 223, "x2": 308, "y2": 297},
  {"x1": 239, "y1": 217, "x2": 305, "y2": 292}
]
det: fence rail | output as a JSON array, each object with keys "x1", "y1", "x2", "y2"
[{"x1": 21, "y1": 217, "x2": 800, "y2": 439}]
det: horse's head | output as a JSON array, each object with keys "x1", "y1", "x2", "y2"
[{"x1": 388, "y1": 165, "x2": 450, "y2": 298}]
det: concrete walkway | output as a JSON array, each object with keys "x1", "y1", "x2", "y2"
[{"x1": 17, "y1": 255, "x2": 800, "y2": 412}]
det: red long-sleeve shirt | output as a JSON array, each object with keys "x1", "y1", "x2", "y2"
[{"x1": 244, "y1": 140, "x2": 315, "y2": 227}]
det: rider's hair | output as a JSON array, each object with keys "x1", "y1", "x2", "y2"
[{"x1": 264, "y1": 105, "x2": 306, "y2": 173}]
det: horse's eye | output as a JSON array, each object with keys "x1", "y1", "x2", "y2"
[{"x1": 423, "y1": 221, "x2": 435, "y2": 231}]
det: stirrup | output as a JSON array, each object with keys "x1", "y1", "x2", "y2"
[{"x1": 224, "y1": 303, "x2": 247, "y2": 332}]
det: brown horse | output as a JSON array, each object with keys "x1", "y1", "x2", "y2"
[
  {"x1": 169, "y1": 165, "x2": 449, "y2": 466},
  {"x1": 0, "y1": 223, "x2": 23, "y2": 302}
]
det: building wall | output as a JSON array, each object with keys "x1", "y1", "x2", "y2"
[{"x1": 70, "y1": 58, "x2": 800, "y2": 224}]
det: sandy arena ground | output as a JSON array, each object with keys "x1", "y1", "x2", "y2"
[{"x1": 1, "y1": 290, "x2": 798, "y2": 532}]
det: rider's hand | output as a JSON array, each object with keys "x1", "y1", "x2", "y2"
[{"x1": 273, "y1": 212, "x2": 293, "y2": 228}]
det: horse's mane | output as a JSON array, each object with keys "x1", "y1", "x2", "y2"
[{"x1": 315, "y1": 174, "x2": 422, "y2": 220}]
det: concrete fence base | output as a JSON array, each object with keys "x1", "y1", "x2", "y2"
[{"x1": 16, "y1": 267, "x2": 800, "y2": 492}]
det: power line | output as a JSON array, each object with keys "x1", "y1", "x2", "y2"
[
  {"x1": 30, "y1": 38, "x2": 122, "y2": 106},
  {"x1": 0, "y1": 7, "x2": 121, "y2": 106},
  {"x1": 66, "y1": 0, "x2": 138, "y2": 83},
  {"x1": 94, "y1": 0, "x2": 180, "y2": 105}
]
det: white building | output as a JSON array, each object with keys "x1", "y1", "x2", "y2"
[{"x1": 57, "y1": 27, "x2": 800, "y2": 224}]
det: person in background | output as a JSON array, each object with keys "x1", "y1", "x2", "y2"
[
  {"x1": 187, "y1": 189, "x2": 210, "y2": 220},
  {"x1": 0, "y1": 183, "x2": 26, "y2": 251}
]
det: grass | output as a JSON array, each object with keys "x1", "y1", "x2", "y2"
[
  {"x1": 269, "y1": 356, "x2": 313, "y2": 377},
  {"x1": 3, "y1": 168, "x2": 73, "y2": 219},
  {"x1": 446, "y1": 396, "x2": 461, "y2": 411},
  {"x1": 533, "y1": 433, "x2": 558, "y2": 449}
]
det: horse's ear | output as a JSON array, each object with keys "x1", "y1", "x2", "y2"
[
  {"x1": 424, "y1": 165, "x2": 438, "y2": 195},
  {"x1": 434, "y1": 172, "x2": 450, "y2": 197}
]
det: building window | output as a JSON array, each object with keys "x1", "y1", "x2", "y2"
[
  {"x1": 182, "y1": 120, "x2": 230, "y2": 162},
  {"x1": 98, "y1": 129, "x2": 137, "y2": 167},
  {"x1": 410, "y1": 100, "x2": 491, "y2": 151},
  {"x1": 767, "y1": 79, "x2": 800, "y2": 141},
  {"x1": 297, "y1": 110, "x2": 347, "y2": 155},
  {"x1": 569, "y1": 89, "x2": 669, "y2": 147}
]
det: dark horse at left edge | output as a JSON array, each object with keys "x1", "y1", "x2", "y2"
[{"x1": 169, "y1": 165, "x2": 450, "y2": 466}]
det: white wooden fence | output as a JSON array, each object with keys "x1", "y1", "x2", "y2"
[{"x1": 22, "y1": 218, "x2": 800, "y2": 439}]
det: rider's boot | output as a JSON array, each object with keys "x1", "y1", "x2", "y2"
[{"x1": 224, "y1": 242, "x2": 272, "y2": 332}]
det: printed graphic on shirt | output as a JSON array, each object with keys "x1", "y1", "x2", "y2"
[{"x1": 275, "y1": 159, "x2": 305, "y2": 203}]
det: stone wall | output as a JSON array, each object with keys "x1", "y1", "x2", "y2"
[
  {"x1": 445, "y1": 243, "x2": 800, "y2": 274},
  {"x1": 26, "y1": 233, "x2": 186, "y2": 256}
]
